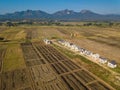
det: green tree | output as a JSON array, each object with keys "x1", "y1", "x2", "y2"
[{"x1": 5, "y1": 22, "x2": 14, "y2": 27}]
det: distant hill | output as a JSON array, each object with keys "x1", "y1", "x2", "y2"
[
  {"x1": 0, "y1": 10, "x2": 52, "y2": 19},
  {"x1": 0, "y1": 9, "x2": 120, "y2": 21}
]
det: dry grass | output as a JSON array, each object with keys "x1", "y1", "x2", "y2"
[
  {"x1": 14, "y1": 30, "x2": 26, "y2": 40},
  {"x1": 3, "y1": 44, "x2": 26, "y2": 72}
]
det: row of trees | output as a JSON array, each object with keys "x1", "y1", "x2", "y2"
[
  {"x1": 0, "y1": 21, "x2": 62, "y2": 27},
  {"x1": 0, "y1": 21, "x2": 33, "y2": 27},
  {"x1": 83, "y1": 22, "x2": 115, "y2": 26},
  {"x1": 0, "y1": 21, "x2": 120, "y2": 27}
]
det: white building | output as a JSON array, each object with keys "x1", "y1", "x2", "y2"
[
  {"x1": 91, "y1": 53, "x2": 100, "y2": 60},
  {"x1": 44, "y1": 39, "x2": 52, "y2": 44},
  {"x1": 74, "y1": 46, "x2": 80, "y2": 52},
  {"x1": 58, "y1": 40, "x2": 65, "y2": 45},
  {"x1": 79, "y1": 48, "x2": 86, "y2": 54},
  {"x1": 68, "y1": 43, "x2": 74, "y2": 48},
  {"x1": 84, "y1": 50, "x2": 92, "y2": 56},
  {"x1": 99, "y1": 57, "x2": 107, "y2": 64},
  {"x1": 107, "y1": 60, "x2": 117, "y2": 68},
  {"x1": 70, "y1": 44, "x2": 77, "y2": 50},
  {"x1": 65, "y1": 42, "x2": 71, "y2": 47}
]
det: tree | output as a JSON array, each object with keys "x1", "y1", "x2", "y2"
[
  {"x1": 5, "y1": 22, "x2": 14, "y2": 27},
  {"x1": 0, "y1": 37, "x2": 4, "y2": 40},
  {"x1": 0, "y1": 22, "x2": 3, "y2": 26},
  {"x1": 108, "y1": 22, "x2": 113, "y2": 26}
]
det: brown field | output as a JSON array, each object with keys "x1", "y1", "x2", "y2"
[
  {"x1": 32, "y1": 41, "x2": 114, "y2": 90},
  {"x1": 0, "y1": 41, "x2": 116, "y2": 90},
  {"x1": 1, "y1": 69, "x2": 32, "y2": 90},
  {"x1": 0, "y1": 25, "x2": 120, "y2": 90}
]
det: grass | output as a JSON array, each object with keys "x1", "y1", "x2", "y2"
[
  {"x1": 111, "y1": 65, "x2": 120, "y2": 73},
  {"x1": 3, "y1": 43, "x2": 26, "y2": 72}
]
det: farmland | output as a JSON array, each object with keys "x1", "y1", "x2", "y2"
[
  {"x1": 3, "y1": 44, "x2": 26, "y2": 72},
  {"x1": 0, "y1": 24, "x2": 120, "y2": 90},
  {"x1": 0, "y1": 46, "x2": 6, "y2": 73},
  {"x1": 23, "y1": 41, "x2": 114, "y2": 90}
]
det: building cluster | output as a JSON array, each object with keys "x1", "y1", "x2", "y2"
[{"x1": 58, "y1": 40, "x2": 117, "y2": 68}]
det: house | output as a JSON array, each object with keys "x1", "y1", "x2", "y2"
[
  {"x1": 77, "y1": 47, "x2": 82, "y2": 52},
  {"x1": 91, "y1": 53, "x2": 100, "y2": 60},
  {"x1": 63, "y1": 41, "x2": 66, "y2": 46},
  {"x1": 70, "y1": 44, "x2": 77, "y2": 50},
  {"x1": 81, "y1": 49, "x2": 87, "y2": 55},
  {"x1": 0, "y1": 37, "x2": 4, "y2": 41},
  {"x1": 70, "y1": 44, "x2": 74, "y2": 50},
  {"x1": 68, "y1": 43, "x2": 74, "y2": 48},
  {"x1": 75, "y1": 46, "x2": 81, "y2": 52},
  {"x1": 99, "y1": 57, "x2": 107, "y2": 64},
  {"x1": 107, "y1": 60, "x2": 117, "y2": 68},
  {"x1": 79, "y1": 48, "x2": 86, "y2": 54},
  {"x1": 58, "y1": 40, "x2": 63, "y2": 43},
  {"x1": 44, "y1": 39, "x2": 52, "y2": 44},
  {"x1": 65, "y1": 42, "x2": 71, "y2": 47},
  {"x1": 58, "y1": 40, "x2": 65, "y2": 45},
  {"x1": 85, "y1": 50, "x2": 93, "y2": 56},
  {"x1": 73, "y1": 45, "x2": 80, "y2": 52}
]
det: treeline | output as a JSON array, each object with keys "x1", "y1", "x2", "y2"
[
  {"x1": 0, "y1": 21, "x2": 120, "y2": 27},
  {"x1": 0, "y1": 21, "x2": 33, "y2": 27},
  {"x1": 83, "y1": 22, "x2": 116, "y2": 27},
  {"x1": 0, "y1": 21, "x2": 62, "y2": 27}
]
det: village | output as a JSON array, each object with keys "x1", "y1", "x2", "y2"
[{"x1": 44, "y1": 39, "x2": 117, "y2": 69}]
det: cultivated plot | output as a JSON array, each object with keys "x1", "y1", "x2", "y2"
[{"x1": 1, "y1": 69, "x2": 33, "y2": 90}]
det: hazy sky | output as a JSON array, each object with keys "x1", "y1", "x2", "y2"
[{"x1": 0, "y1": 0, "x2": 120, "y2": 14}]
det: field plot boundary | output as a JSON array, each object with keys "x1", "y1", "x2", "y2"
[
  {"x1": 31, "y1": 41, "x2": 115, "y2": 90},
  {"x1": 1, "y1": 68, "x2": 33, "y2": 90},
  {"x1": 0, "y1": 47, "x2": 7, "y2": 73},
  {"x1": 0, "y1": 40, "x2": 116, "y2": 90},
  {"x1": 52, "y1": 41, "x2": 117, "y2": 90}
]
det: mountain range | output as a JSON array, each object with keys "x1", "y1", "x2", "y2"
[{"x1": 0, "y1": 9, "x2": 120, "y2": 21}]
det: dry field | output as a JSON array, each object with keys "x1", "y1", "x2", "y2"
[
  {"x1": 0, "y1": 42, "x2": 117, "y2": 90},
  {"x1": 33, "y1": 26, "x2": 120, "y2": 64},
  {"x1": 3, "y1": 44, "x2": 26, "y2": 72},
  {"x1": 1, "y1": 69, "x2": 32, "y2": 90},
  {"x1": 65, "y1": 26, "x2": 120, "y2": 64},
  {"x1": 0, "y1": 25, "x2": 120, "y2": 90},
  {"x1": 31, "y1": 41, "x2": 114, "y2": 90},
  {"x1": 0, "y1": 46, "x2": 6, "y2": 73}
]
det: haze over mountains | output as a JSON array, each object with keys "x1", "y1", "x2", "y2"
[{"x1": 0, "y1": 9, "x2": 120, "y2": 21}]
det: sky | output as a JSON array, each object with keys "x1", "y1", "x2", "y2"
[{"x1": 0, "y1": 0, "x2": 120, "y2": 15}]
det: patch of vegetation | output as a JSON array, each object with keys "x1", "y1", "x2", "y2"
[
  {"x1": 111, "y1": 65, "x2": 120, "y2": 73},
  {"x1": 25, "y1": 39, "x2": 31, "y2": 43},
  {"x1": 51, "y1": 36, "x2": 60, "y2": 39},
  {"x1": 0, "y1": 37, "x2": 4, "y2": 40}
]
